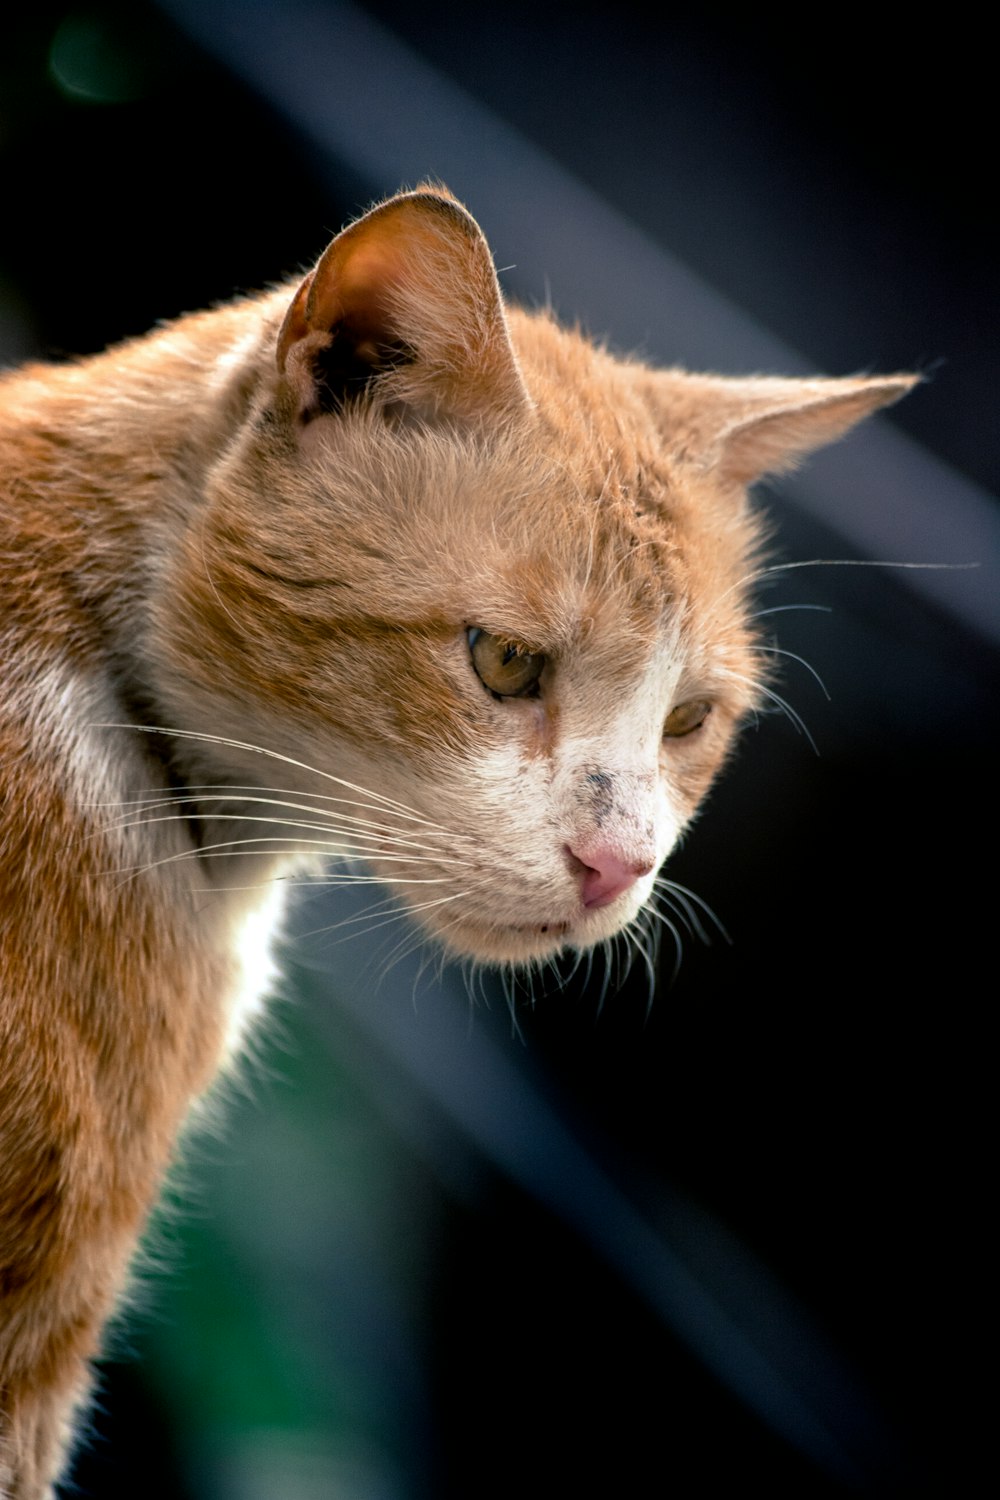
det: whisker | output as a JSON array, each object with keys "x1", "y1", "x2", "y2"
[
  {"x1": 306, "y1": 892, "x2": 466, "y2": 947},
  {"x1": 94, "y1": 792, "x2": 461, "y2": 846},
  {"x1": 711, "y1": 555, "x2": 975, "y2": 614},
  {"x1": 295, "y1": 889, "x2": 406, "y2": 938},
  {"x1": 594, "y1": 939, "x2": 614, "y2": 1017},
  {"x1": 91, "y1": 724, "x2": 455, "y2": 829},
  {"x1": 751, "y1": 645, "x2": 830, "y2": 700},
  {"x1": 720, "y1": 669, "x2": 819, "y2": 753},
  {"x1": 622, "y1": 922, "x2": 657, "y2": 1012},
  {"x1": 97, "y1": 808, "x2": 470, "y2": 857},
  {"x1": 111, "y1": 833, "x2": 461, "y2": 885},
  {"x1": 651, "y1": 907, "x2": 684, "y2": 986},
  {"x1": 752, "y1": 603, "x2": 833, "y2": 618},
  {"x1": 104, "y1": 816, "x2": 474, "y2": 875},
  {"x1": 654, "y1": 879, "x2": 730, "y2": 945}
]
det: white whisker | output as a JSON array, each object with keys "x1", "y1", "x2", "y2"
[
  {"x1": 752, "y1": 644, "x2": 830, "y2": 700},
  {"x1": 308, "y1": 892, "x2": 466, "y2": 948},
  {"x1": 95, "y1": 793, "x2": 460, "y2": 847},
  {"x1": 622, "y1": 921, "x2": 657, "y2": 1011},
  {"x1": 719, "y1": 669, "x2": 818, "y2": 752},
  {"x1": 97, "y1": 808, "x2": 470, "y2": 857},
  {"x1": 753, "y1": 602, "x2": 832, "y2": 619},
  {"x1": 654, "y1": 879, "x2": 730, "y2": 945},
  {"x1": 92, "y1": 724, "x2": 455, "y2": 828},
  {"x1": 711, "y1": 555, "x2": 973, "y2": 615}
]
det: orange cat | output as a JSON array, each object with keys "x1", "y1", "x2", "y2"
[{"x1": 0, "y1": 187, "x2": 913, "y2": 1497}]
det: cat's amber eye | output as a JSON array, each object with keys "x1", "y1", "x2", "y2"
[
  {"x1": 663, "y1": 699, "x2": 712, "y2": 738},
  {"x1": 468, "y1": 628, "x2": 545, "y2": 698}
]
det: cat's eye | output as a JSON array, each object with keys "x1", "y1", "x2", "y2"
[
  {"x1": 468, "y1": 628, "x2": 545, "y2": 698},
  {"x1": 663, "y1": 699, "x2": 712, "y2": 738}
]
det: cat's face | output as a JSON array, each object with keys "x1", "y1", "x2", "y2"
[{"x1": 151, "y1": 190, "x2": 913, "y2": 966}]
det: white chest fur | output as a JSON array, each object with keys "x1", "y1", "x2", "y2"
[{"x1": 217, "y1": 879, "x2": 290, "y2": 1063}]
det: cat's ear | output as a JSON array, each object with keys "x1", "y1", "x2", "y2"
[
  {"x1": 276, "y1": 188, "x2": 530, "y2": 426},
  {"x1": 652, "y1": 372, "x2": 919, "y2": 487}
]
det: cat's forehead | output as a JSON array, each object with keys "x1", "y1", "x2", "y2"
[
  {"x1": 282, "y1": 313, "x2": 756, "y2": 669},
  {"x1": 304, "y1": 420, "x2": 726, "y2": 666},
  {"x1": 471, "y1": 463, "x2": 680, "y2": 643}
]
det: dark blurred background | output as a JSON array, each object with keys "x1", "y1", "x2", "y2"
[{"x1": 2, "y1": 5, "x2": 995, "y2": 1496}]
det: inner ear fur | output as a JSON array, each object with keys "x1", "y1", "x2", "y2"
[{"x1": 277, "y1": 189, "x2": 531, "y2": 425}]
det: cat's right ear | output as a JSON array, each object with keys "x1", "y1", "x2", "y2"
[{"x1": 276, "y1": 189, "x2": 531, "y2": 428}]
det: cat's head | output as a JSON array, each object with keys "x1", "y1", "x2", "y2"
[{"x1": 154, "y1": 189, "x2": 915, "y2": 966}]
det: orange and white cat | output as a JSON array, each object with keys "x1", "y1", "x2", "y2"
[{"x1": 0, "y1": 187, "x2": 913, "y2": 1497}]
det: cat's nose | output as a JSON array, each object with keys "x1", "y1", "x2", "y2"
[{"x1": 564, "y1": 842, "x2": 655, "y2": 910}]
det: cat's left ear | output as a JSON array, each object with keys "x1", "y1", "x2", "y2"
[
  {"x1": 276, "y1": 188, "x2": 531, "y2": 426},
  {"x1": 653, "y1": 371, "x2": 919, "y2": 487}
]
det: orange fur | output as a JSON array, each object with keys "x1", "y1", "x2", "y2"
[{"x1": 0, "y1": 187, "x2": 914, "y2": 1496}]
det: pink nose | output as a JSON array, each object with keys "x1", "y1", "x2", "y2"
[{"x1": 565, "y1": 843, "x2": 655, "y2": 910}]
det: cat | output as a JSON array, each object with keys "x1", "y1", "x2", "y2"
[{"x1": 0, "y1": 185, "x2": 914, "y2": 1498}]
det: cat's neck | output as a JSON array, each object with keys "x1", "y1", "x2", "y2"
[
  {"x1": 0, "y1": 294, "x2": 284, "y2": 667},
  {"x1": 0, "y1": 296, "x2": 301, "y2": 870}
]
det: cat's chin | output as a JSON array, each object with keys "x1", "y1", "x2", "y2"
[{"x1": 421, "y1": 903, "x2": 643, "y2": 967}]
